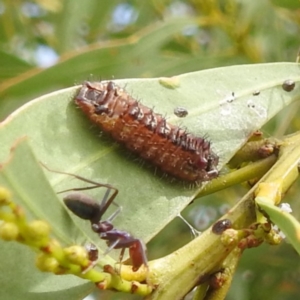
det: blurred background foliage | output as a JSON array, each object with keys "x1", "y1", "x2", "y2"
[{"x1": 1, "y1": 0, "x2": 300, "y2": 299}]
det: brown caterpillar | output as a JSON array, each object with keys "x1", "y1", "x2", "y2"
[{"x1": 75, "y1": 81, "x2": 219, "y2": 182}]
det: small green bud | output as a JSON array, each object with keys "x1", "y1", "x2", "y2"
[
  {"x1": 0, "y1": 187, "x2": 11, "y2": 206},
  {"x1": 221, "y1": 228, "x2": 239, "y2": 247},
  {"x1": 25, "y1": 220, "x2": 51, "y2": 241},
  {"x1": 64, "y1": 245, "x2": 89, "y2": 267},
  {"x1": 265, "y1": 229, "x2": 282, "y2": 245},
  {"x1": 0, "y1": 222, "x2": 19, "y2": 240},
  {"x1": 36, "y1": 253, "x2": 60, "y2": 273}
]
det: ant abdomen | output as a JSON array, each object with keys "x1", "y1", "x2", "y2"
[{"x1": 63, "y1": 192, "x2": 102, "y2": 224}]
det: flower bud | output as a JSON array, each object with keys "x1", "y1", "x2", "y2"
[
  {"x1": 0, "y1": 187, "x2": 11, "y2": 206},
  {"x1": 0, "y1": 222, "x2": 19, "y2": 240},
  {"x1": 25, "y1": 220, "x2": 51, "y2": 241},
  {"x1": 36, "y1": 253, "x2": 60, "y2": 273},
  {"x1": 64, "y1": 245, "x2": 89, "y2": 267}
]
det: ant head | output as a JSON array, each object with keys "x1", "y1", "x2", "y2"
[{"x1": 92, "y1": 221, "x2": 114, "y2": 233}]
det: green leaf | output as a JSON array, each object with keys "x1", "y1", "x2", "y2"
[
  {"x1": 1, "y1": 62, "x2": 300, "y2": 240},
  {"x1": 0, "y1": 63, "x2": 300, "y2": 297},
  {"x1": 0, "y1": 18, "x2": 242, "y2": 119},
  {"x1": 54, "y1": 0, "x2": 112, "y2": 53},
  {"x1": 0, "y1": 139, "x2": 95, "y2": 299},
  {"x1": 0, "y1": 50, "x2": 32, "y2": 82},
  {"x1": 256, "y1": 198, "x2": 300, "y2": 255},
  {"x1": 0, "y1": 18, "x2": 196, "y2": 114},
  {"x1": 271, "y1": 0, "x2": 300, "y2": 9}
]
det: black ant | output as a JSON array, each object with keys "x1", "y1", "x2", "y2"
[{"x1": 42, "y1": 164, "x2": 148, "y2": 272}]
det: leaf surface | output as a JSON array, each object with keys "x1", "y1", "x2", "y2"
[
  {"x1": 0, "y1": 63, "x2": 300, "y2": 298},
  {"x1": 257, "y1": 198, "x2": 300, "y2": 254},
  {"x1": 1, "y1": 63, "x2": 300, "y2": 240}
]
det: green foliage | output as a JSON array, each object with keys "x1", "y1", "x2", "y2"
[{"x1": 1, "y1": 1, "x2": 300, "y2": 300}]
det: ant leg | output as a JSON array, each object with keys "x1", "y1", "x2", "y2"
[
  {"x1": 117, "y1": 247, "x2": 126, "y2": 274},
  {"x1": 105, "y1": 205, "x2": 122, "y2": 223},
  {"x1": 103, "y1": 238, "x2": 121, "y2": 256},
  {"x1": 99, "y1": 188, "x2": 122, "y2": 222},
  {"x1": 100, "y1": 188, "x2": 121, "y2": 211},
  {"x1": 40, "y1": 162, "x2": 115, "y2": 191},
  {"x1": 57, "y1": 185, "x2": 106, "y2": 194}
]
